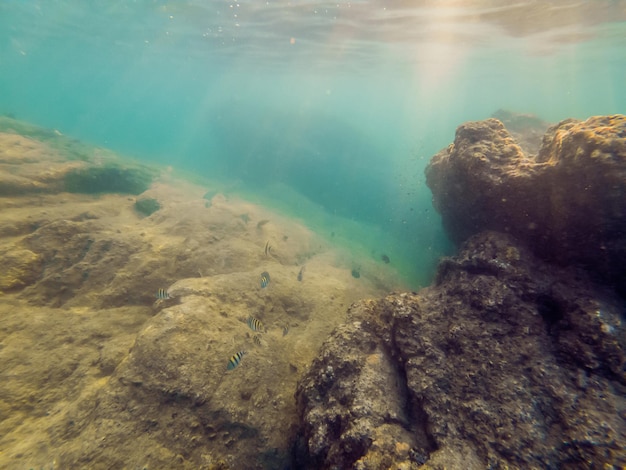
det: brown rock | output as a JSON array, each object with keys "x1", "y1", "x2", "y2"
[
  {"x1": 0, "y1": 119, "x2": 402, "y2": 470},
  {"x1": 425, "y1": 114, "x2": 626, "y2": 296},
  {"x1": 295, "y1": 231, "x2": 626, "y2": 469},
  {"x1": 0, "y1": 248, "x2": 42, "y2": 290}
]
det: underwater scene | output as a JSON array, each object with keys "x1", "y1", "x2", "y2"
[{"x1": 0, "y1": 1, "x2": 625, "y2": 469}]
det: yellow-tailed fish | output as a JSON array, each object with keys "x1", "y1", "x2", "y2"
[
  {"x1": 227, "y1": 350, "x2": 246, "y2": 370},
  {"x1": 260, "y1": 271, "x2": 270, "y2": 289}
]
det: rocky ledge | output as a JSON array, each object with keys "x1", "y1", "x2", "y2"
[{"x1": 0, "y1": 118, "x2": 400, "y2": 469}]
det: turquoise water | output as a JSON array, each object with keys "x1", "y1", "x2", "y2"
[{"x1": 1, "y1": 1, "x2": 625, "y2": 286}]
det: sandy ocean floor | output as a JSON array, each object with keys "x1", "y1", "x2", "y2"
[{"x1": 0, "y1": 118, "x2": 405, "y2": 468}]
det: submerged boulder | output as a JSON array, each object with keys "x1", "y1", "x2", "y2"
[
  {"x1": 134, "y1": 197, "x2": 161, "y2": 216},
  {"x1": 295, "y1": 231, "x2": 626, "y2": 469},
  {"x1": 425, "y1": 114, "x2": 626, "y2": 296}
]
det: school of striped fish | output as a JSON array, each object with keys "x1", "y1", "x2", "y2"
[
  {"x1": 154, "y1": 239, "x2": 309, "y2": 373},
  {"x1": 154, "y1": 212, "x2": 387, "y2": 374}
]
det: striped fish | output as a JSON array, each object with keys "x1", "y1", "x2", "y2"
[
  {"x1": 226, "y1": 350, "x2": 246, "y2": 371},
  {"x1": 253, "y1": 335, "x2": 262, "y2": 347},
  {"x1": 247, "y1": 315, "x2": 265, "y2": 333},
  {"x1": 282, "y1": 325, "x2": 290, "y2": 337},
  {"x1": 260, "y1": 271, "x2": 270, "y2": 289},
  {"x1": 156, "y1": 288, "x2": 170, "y2": 299}
]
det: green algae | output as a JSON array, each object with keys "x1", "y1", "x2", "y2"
[
  {"x1": 134, "y1": 197, "x2": 161, "y2": 216},
  {"x1": 64, "y1": 164, "x2": 155, "y2": 195}
]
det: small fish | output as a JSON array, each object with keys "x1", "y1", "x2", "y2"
[
  {"x1": 257, "y1": 219, "x2": 270, "y2": 229},
  {"x1": 260, "y1": 271, "x2": 271, "y2": 289},
  {"x1": 227, "y1": 350, "x2": 246, "y2": 370},
  {"x1": 282, "y1": 325, "x2": 290, "y2": 337},
  {"x1": 264, "y1": 241, "x2": 273, "y2": 257},
  {"x1": 297, "y1": 266, "x2": 306, "y2": 282},
  {"x1": 247, "y1": 315, "x2": 265, "y2": 333},
  {"x1": 253, "y1": 335, "x2": 262, "y2": 347},
  {"x1": 381, "y1": 254, "x2": 390, "y2": 264},
  {"x1": 156, "y1": 288, "x2": 170, "y2": 299}
]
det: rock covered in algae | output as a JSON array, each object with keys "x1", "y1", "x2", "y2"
[
  {"x1": 425, "y1": 114, "x2": 626, "y2": 296},
  {"x1": 0, "y1": 120, "x2": 156, "y2": 196},
  {"x1": 295, "y1": 231, "x2": 626, "y2": 469},
  {"x1": 134, "y1": 197, "x2": 161, "y2": 216},
  {"x1": 64, "y1": 163, "x2": 155, "y2": 195},
  {"x1": 0, "y1": 249, "x2": 42, "y2": 291}
]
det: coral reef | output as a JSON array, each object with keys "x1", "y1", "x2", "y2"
[{"x1": 425, "y1": 114, "x2": 626, "y2": 296}]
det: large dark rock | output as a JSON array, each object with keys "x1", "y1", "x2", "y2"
[
  {"x1": 425, "y1": 114, "x2": 626, "y2": 296},
  {"x1": 295, "y1": 231, "x2": 626, "y2": 469}
]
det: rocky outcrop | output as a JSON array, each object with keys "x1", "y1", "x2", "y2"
[
  {"x1": 295, "y1": 231, "x2": 626, "y2": 469},
  {"x1": 4, "y1": 113, "x2": 625, "y2": 469},
  {"x1": 293, "y1": 113, "x2": 626, "y2": 468},
  {"x1": 0, "y1": 118, "x2": 156, "y2": 196},
  {"x1": 425, "y1": 114, "x2": 626, "y2": 297}
]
